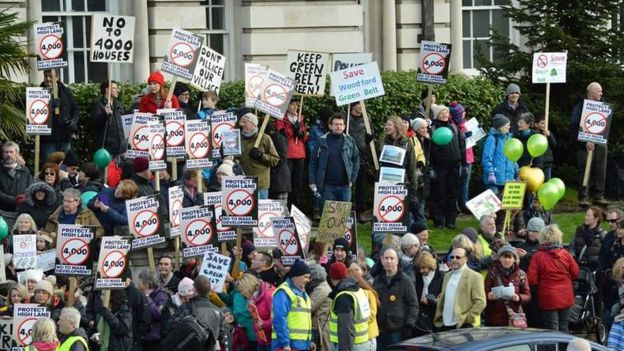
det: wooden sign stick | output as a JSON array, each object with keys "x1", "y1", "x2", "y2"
[
  {"x1": 544, "y1": 82, "x2": 551, "y2": 131},
  {"x1": 360, "y1": 101, "x2": 379, "y2": 170},
  {"x1": 254, "y1": 114, "x2": 271, "y2": 148},
  {"x1": 51, "y1": 69, "x2": 60, "y2": 116},
  {"x1": 295, "y1": 95, "x2": 304, "y2": 145},
  {"x1": 582, "y1": 150, "x2": 594, "y2": 187}
]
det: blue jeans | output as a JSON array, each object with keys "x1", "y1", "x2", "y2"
[
  {"x1": 541, "y1": 308, "x2": 571, "y2": 333},
  {"x1": 377, "y1": 331, "x2": 402, "y2": 350},
  {"x1": 322, "y1": 184, "x2": 351, "y2": 202},
  {"x1": 258, "y1": 189, "x2": 268, "y2": 199},
  {"x1": 460, "y1": 164, "x2": 472, "y2": 208},
  {"x1": 41, "y1": 142, "x2": 71, "y2": 165}
]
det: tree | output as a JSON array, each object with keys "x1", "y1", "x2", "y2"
[{"x1": 0, "y1": 9, "x2": 32, "y2": 142}]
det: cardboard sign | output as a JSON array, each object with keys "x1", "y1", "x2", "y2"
[
  {"x1": 416, "y1": 41, "x2": 452, "y2": 84},
  {"x1": 126, "y1": 195, "x2": 165, "y2": 249},
  {"x1": 90, "y1": 14, "x2": 135, "y2": 63},
  {"x1": 13, "y1": 304, "x2": 50, "y2": 346},
  {"x1": 55, "y1": 224, "x2": 94, "y2": 276},
  {"x1": 254, "y1": 69, "x2": 297, "y2": 119},
  {"x1": 25, "y1": 88, "x2": 51, "y2": 135},
  {"x1": 222, "y1": 176, "x2": 259, "y2": 227},
  {"x1": 245, "y1": 63, "x2": 268, "y2": 108},
  {"x1": 272, "y1": 216, "x2": 305, "y2": 265},
  {"x1": 161, "y1": 28, "x2": 204, "y2": 80},
  {"x1": 329, "y1": 62, "x2": 385, "y2": 106},
  {"x1": 36, "y1": 249, "x2": 56, "y2": 273},
  {"x1": 577, "y1": 100, "x2": 613, "y2": 145},
  {"x1": 286, "y1": 50, "x2": 329, "y2": 96},
  {"x1": 180, "y1": 206, "x2": 217, "y2": 258},
  {"x1": 253, "y1": 200, "x2": 288, "y2": 248},
  {"x1": 0, "y1": 319, "x2": 18, "y2": 350},
  {"x1": 317, "y1": 201, "x2": 352, "y2": 243},
  {"x1": 204, "y1": 192, "x2": 236, "y2": 241},
  {"x1": 532, "y1": 52, "x2": 567, "y2": 84},
  {"x1": 466, "y1": 189, "x2": 502, "y2": 220},
  {"x1": 185, "y1": 119, "x2": 212, "y2": 169},
  {"x1": 168, "y1": 185, "x2": 184, "y2": 238},
  {"x1": 96, "y1": 236, "x2": 130, "y2": 289},
  {"x1": 159, "y1": 109, "x2": 186, "y2": 157},
  {"x1": 34, "y1": 23, "x2": 68, "y2": 70},
  {"x1": 372, "y1": 183, "x2": 408, "y2": 233},
  {"x1": 501, "y1": 182, "x2": 527, "y2": 209},
  {"x1": 127, "y1": 112, "x2": 158, "y2": 159},
  {"x1": 330, "y1": 53, "x2": 372, "y2": 96},
  {"x1": 148, "y1": 122, "x2": 167, "y2": 171},
  {"x1": 211, "y1": 111, "x2": 237, "y2": 153},
  {"x1": 291, "y1": 204, "x2": 311, "y2": 252},
  {"x1": 190, "y1": 45, "x2": 226, "y2": 93},
  {"x1": 199, "y1": 251, "x2": 231, "y2": 293},
  {"x1": 12, "y1": 235, "x2": 36, "y2": 270}
]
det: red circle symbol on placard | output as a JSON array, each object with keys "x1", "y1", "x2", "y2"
[
  {"x1": 184, "y1": 218, "x2": 214, "y2": 246},
  {"x1": 583, "y1": 112, "x2": 607, "y2": 134},
  {"x1": 102, "y1": 250, "x2": 126, "y2": 278},
  {"x1": 131, "y1": 125, "x2": 150, "y2": 151},
  {"x1": 226, "y1": 189, "x2": 254, "y2": 216},
  {"x1": 258, "y1": 211, "x2": 279, "y2": 237},
  {"x1": 249, "y1": 75, "x2": 264, "y2": 96},
  {"x1": 166, "y1": 121, "x2": 185, "y2": 146},
  {"x1": 377, "y1": 195, "x2": 405, "y2": 222},
  {"x1": 189, "y1": 132, "x2": 209, "y2": 158},
  {"x1": 344, "y1": 227, "x2": 353, "y2": 246},
  {"x1": 61, "y1": 238, "x2": 90, "y2": 265},
  {"x1": 278, "y1": 229, "x2": 298, "y2": 255},
  {"x1": 422, "y1": 52, "x2": 446, "y2": 75},
  {"x1": 171, "y1": 199, "x2": 182, "y2": 226},
  {"x1": 215, "y1": 204, "x2": 232, "y2": 231},
  {"x1": 170, "y1": 42, "x2": 194, "y2": 67},
  {"x1": 263, "y1": 84, "x2": 288, "y2": 107},
  {"x1": 536, "y1": 54, "x2": 548, "y2": 68},
  {"x1": 150, "y1": 134, "x2": 165, "y2": 160},
  {"x1": 133, "y1": 210, "x2": 160, "y2": 237},
  {"x1": 17, "y1": 317, "x2": 37, "y2": 345},
  {"x1": 28, "y1": 99, "x2": 49, "y2": 124},
  {"x1": 212, "y1": 122, "x2": 234, "y2": 148},
  {"x1": 39, "y1": 34, "x2": 63, "y2": 59}
]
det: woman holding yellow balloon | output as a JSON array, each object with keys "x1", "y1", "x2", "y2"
[{"x1": 481, "y1": 114, "x2": 518, "y2": 195}]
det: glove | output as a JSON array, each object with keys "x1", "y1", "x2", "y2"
[
  {"x1": 249, "y1": 147, "x2": 263, "y2": 160},
  {"x1": 464, "y1": 131, "x2": 473, "y2": 138},
  {"x1": 319, "y1": 255, "x2": 329, "y2": 265},
  {"x1": 488, "y1": 172, "x2": 497, "y2": 185},
  {"x1": 15, "y1": 194, "x2": 26, "y2": 205},
  {"x1": 296, "y1": 129, "x2": 305, "y2": 138},
  {"x1": 293, "y1": 121, "x2": 301, "y2": 132},
  {"x1": 365, "y1": 133, "x2": 374, "y2": 144},
  {"x1": 429, "y1": 169, "x2": 436, "y2": 180}
]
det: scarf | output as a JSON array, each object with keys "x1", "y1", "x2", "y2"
[{"x1": 421, "y1": 270, "x2": 434, "y2": 298}]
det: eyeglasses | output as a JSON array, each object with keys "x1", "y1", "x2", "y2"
[
  {"x1": 44, "y1": 172, "x2": 55, "y2": 176},
  {"x1": 449, "y1": 255, "x2": 464, "y2": 260},
  {"x1": 608, "y1": 218, "x2": 621, "y2": 223}
]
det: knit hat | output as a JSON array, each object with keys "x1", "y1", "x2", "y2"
[
  {"x1": 449, "y1": 101, "x2": 465, "y2": 123},
  {"x1": 216, "y1": 159, "x2": 235, "y2": 177},
  {"x1": 329, "y1": 262, "x2": 348, "y2": 281},
  {"x1": 308, "y1": 263, "x2": 327, "y2": 282},
  {"x1": 240, "y1": 113, "x2": 259, "y2": 127},
  {"x1": 462, "y1": 227, "x2": 479, "y2": 243},
  {"x1": 411, "y1": 118, "x2": 428, "y2": 131},
  {"x1": 333, "y1": 237, "x2": 350, "y2": 251},
  {"x1": 45, "y1": 275, "x2": 56, "y2": 286},
  {"x1": 526, "y1": 217, "x2": 546, "y2": 233},
  {"x1": 242, "y1": 241, "x2": 256, "y2": 257},
  {"x1": 35, "y1": 280, "x2": 54, "y2": 296},
  {"x1": 410, "y1": 222, "x2": 428, "y2": 235},
  {"x1": 147, "y1": 71, "x2": 165, "y2": 86},
  {"x1": 492, "y1": 114, "x2": 511, "y2": 129},
  {"x1": 400, "y1": 114, "x2": 412, "y2": 123},
  {"x1": 178, "y1": 277, "x2": 196, "y2": 297},
  {"x1": 64, "y1": 149, "x2": 79, "y2": 167},
  {"x1": 173, "y1": 82, "x2": 190, "y2": 97},
  {"x1": 24, "y1": 269, "x2": 42, "y2": 283},
  {"x1": 288, "y1": 259, "x2": 311, "y2": 277},
  {"x1": 431, "y1": 104, "x2": 449, "y2": 120},
  {"x1": 133, "y1": 156, "x2": 149, "y2": 173},
  {"x1": 497, "y1": 245, "x2": 519, "y2": 261},
  {"x1": 506, "y1": 83, "x2": 521, "y2": 96}
]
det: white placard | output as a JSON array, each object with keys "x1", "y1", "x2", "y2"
[
  {"x1": 199, "y1": 251, "x2": 231, "y2": 293},
  {"x1": 329, "y1": 62, "x2": 384, "y2": 106},
  {"x1": 286, "y1": 50, "x2": 329, "y2": 96},
  {"x1": 190, "y1": 45, "x2": 226, "y2": 93},
  {"x1": 13, "y1": 235, "x2": 36, "y2": 270},
  {"x1": 532, "y1": 52, "x2": 567, "y2": 84},
  {"x1": 465, "y1": 189, "x2": 502, "y2": 220},
  {"x1": 90, "y1": 14, "x2": 136, "y2": 63}
]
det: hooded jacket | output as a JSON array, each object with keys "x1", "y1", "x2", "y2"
[
  {"x1": 248, "y1": 281, "x2": 275, "y2": 345},
  {"x1": 481, "y1": 128, "x2": 518, "y2": 186},
  {"x1": 528, "y1": 244, "x2": 579, "y2": 310},
  {"x1": 372, "y1": 267, "x2": 419, "y2": 332},
  {"x1": 275, "y1": 115, "x2": 308, "y2": 159},
  {"x1": 102, "y1": 304, "x2": 133, "y2": 351},
  {"x1": 18, "y1": 182, "x2": 57, "y2": 229}
]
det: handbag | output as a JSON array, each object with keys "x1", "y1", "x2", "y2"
[{"x1": 496, "y1": 274, "x2": 528, "y2": 328}]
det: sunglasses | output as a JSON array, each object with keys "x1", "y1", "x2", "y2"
[
  {"x1": 608, "y1": 218, "x2": 621, "y2": 223},
  {"x1": 44, "y1": 172, "x2": 55, "y2": 176},
  {"x1": 449, "y1": 255, "x2": 464, "y2": 260}
]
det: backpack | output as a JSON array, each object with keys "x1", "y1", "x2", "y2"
[{"x1": 161, "y1": 302, "x2": 216, "y2": 351}]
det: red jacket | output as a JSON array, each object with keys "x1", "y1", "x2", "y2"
[
  {"x1": 484, "y1": 263, "x2": 531, "y2": 326},
  {"x1": 248, "y1": 281, "x2": 275, "y2": 345},
  {"x1": 138, "y1": 93, "x2": 180, "y2": 113},
  {"x1": 528, "y1": 245, "x2": 579, "y2": 310},
  {"x1": 275, "y1": 115, "x2": 308, "y2": 159}
]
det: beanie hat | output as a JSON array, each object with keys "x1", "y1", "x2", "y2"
[
  {"x1": 308, "y1": 263, "x2": 327, "y2": 282},
  {"x1": 506, "y1": 83, "x2": 521, "y2": 96},
  {"x1": 24, "y1": 269, "x2": 42, "y2": 283},
  {"x1": 216, "y1": 159, "x2": 235, "y2": 177},
  {"x1": 411, "y1": 118, "x2": 428, "y2": 131},
  {"x1": 288, "y1": 259, "x2": 311, "y2": 277},
  {"x1": 497, "y1": 245, "x2": 519, "y2": 261},
  {"x1": 462, "y1": 227, "x2": 479, "y2": 243},
  {"x1": 133, "y1": 156, "x2": 149, "y2": 173},
  {"x1": 64, "y1": 149, "x2": 79, "y2": 167},
  {"x1": 45, "y1": 275, "x2": 56, "y2": 286},
  {"x1": 400, "y1": 114, "x2": 412, "y2": 123},
  {"x1": 449, "y1": 101, "x2": 465, "y2": 123},
  {"x1": 333, "y1": 237, "x2": 350, "y2": 251},
  {"x1": 492, "y1": 114, "x2": 511, "y2": 129},
  {"x1": 431, "y1": 104, "x2": 449, "y2": 120},
  {"x1": 173, "y1": 82, "x2": 190, "y2": 97},
  {"x1": 526, "y1": 217, "x2": 546, "y2": 233},
  {"x1": 242, "y1": 241, "x2": 256, "y2": 257},
  {"x1": 240, "y1": 113, "x2": 259, "y2": 127},
  {"x1": 329, "y1": 262, "x2": 348, "y2": 281},
  {"x1": 410, "y1": 222, "x2": 428, "y2": 235},
  {"x1": 147, "y1": 71, "x2": 165, "y2": 86},
  {"x1": 35, "y1": 280, "x2": 54, "y2": 296},
  {"x1": 178, "y1": 277, "x2": 196, "y2": 297}
]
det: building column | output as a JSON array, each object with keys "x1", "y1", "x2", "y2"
[
  {"x1": 133, "y1": 0, "x2": 150, "y2": 82},
  {"x1": 28, "y1": 0, "x2": 42, "y2": 84},
  {"x1": 450, "y1": 0, "x2": 463, "y2": 72},
  {"x1": 382, "y1": 0, "x2": 397, "y2": 71}
]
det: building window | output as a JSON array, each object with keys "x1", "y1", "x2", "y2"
[
  {"x1": 40, "y1": 0, "x2": 107, "y2": 83},
  {"x1": 462, "y1": 0, "x2": 512, "y2": 70},
  {"x1": 201, "y1": 0, "x2": 233, "y2": 80}
]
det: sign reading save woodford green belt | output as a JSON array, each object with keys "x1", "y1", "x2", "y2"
[{"x1": 329, "y1": 62, "x2": 385, "y2": 106}]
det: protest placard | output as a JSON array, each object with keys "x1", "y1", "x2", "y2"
[
  {"x1": 13, "y1": 235, "x2": 36, "y2": 270},
  {"x1": 466, "y1": 189, "x2": 502, "y2": 220},
  {"x1": 254, "y1": 70, "x2": 296, "y2": 119},
  {"x1": 55, "y1": 224, "x2": 94, "y2": 276},
  {"x1": 36, "y1": 249, "x2": 56, "y2": 273},
  {"x1": 464, "y1": 118, "x2": 486, "y2": 149},
  {"x1": 222, "y1": 129, "x2": 242, "y2": 156},
  {"x1": 159, "y1": 109, "x2": 186, "y2": 157},
  {"x1": 185, "y1": 119, "x2": 212, "y2": 169},
  {"x1": 204, "y1": 192, "x2": 236, "y2": 241},
  {"x1": 416, "y1": 41, "x2": 452, "y2": 84},
  {"x1": 373, "y1": 183, "x2": 408, "y2": 233},
  {"x1": 330, "y1": 53, "x2": 372, "y2": 96},
  {"x1": 25, "y1": 88, "x2": 51, "y2": 135},
  {"x1": 96, "y1": 236, "x2": 130, "y2": 289},
  {"x1": 161, "y1": 28, "x2": 204, "y2": 80},
  {"x1": 211, "y1": 111, "x2": 237, "y2": 155},
  {"x1": 317, "y1": 201, "x2": 352, "y2": 243},
  {"x1": 90, "y1": 14, "x2": 135, "y2": 63},
  {"x1": 272, "y1": 216, "x2": 305, "y2": 265},
  {"x1": 13, "y1": 304, "x2": 50, "y2": 346},
  {"x1": 122, "y1": 113, "x2": 133, "y2": 139},
  {"x1": 501, "y1": 182, "x2": 527, "y2": 210},
  {"x1": 199, "y1": 251, "x2": 231, "y2": 293},
  {"x1": 291, "y1": 204, "x2": 311, "y2": 252},
  {"x1": 34, "y1": 23, "x2": 68, "y2": 70},
  {"x1": 190, "y1": 45, "x2": 226, "y2": 93},
  {"x1": 222, "y1": 176, "x2": 259, "y2": 227},
  {"x1": 127, "y1": 112, "x2": 158, "y2": 159},
  {"x1": 329, "y1": 62, "x2": 384, "y2": 106},
  {"x1": 577, "y1": 100, "x2": 613, "y2": 145},
  {"x1": 169, "y1": 185, "x2": 183, "y2": 238},
  {"x1": 379, "y1": 166, "x2": 405, "y2": 184},
  {"x1": 345, "y1": 211, "x2": 358, "y2": 258},
  {"x1": 148, "y1": 122, "x2": 166, "y2": 171},
  {"x1": 379, "y1": 145, "x2": 406, "y2": 166},
  {"x1": 253, "y1": 200, "x2": 287, "y2": 248},
  {"x1": 180, "y1": 206, "x2": 217, "y2": 258},
  {"x1": 245, "y1": 63, "x2": 268, "y2": 107},
  {"x1": 0, "y1": 246, "x2": 4, "y2": 282},
  {"x1": 0, "y1": 319, "x2": 18, "y2": 350},
  {"x1": 532, "y1": 52, "x2": 567, "y2": 84},
  {"x1": 126, "y1": 195, "x2": 165, "y2": 249},
  {"x1": 286, "y1": 50, "x2": 329, "y2": 96}
]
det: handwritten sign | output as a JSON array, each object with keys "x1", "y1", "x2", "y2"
[
  {"x1": 13, "y1": 235, "x2": 36, "y2": 270},
  {"x1": 0, "y1": 319, "x2": 18, "y2": 350},
  {"x1": 90, "y1": 14, "x2": 135, "y2": 62},
  {"x1": 286, "y1": 50, "x2": 329, "y2": 96},
  {"x1": 317, "y1": 201, "x2": 352, "y2": 244},
  {"x1": 199, "y1": 251, "x2": 231, "y2": 293},
  {"x1": 466, "y1": 189, "x2": 502, "y2": 219},
  {"x1": 190, "y1": 45, "x2": 226, "y2": 93},
  {"x1": 501, "y1": 182, "x2": 527, "y2": 210}
]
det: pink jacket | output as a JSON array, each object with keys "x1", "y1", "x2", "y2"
[
  {"x1": 249, "y1": 281, "x2": 275, "y2": 345},
  {"x1": 458, "y1": 121, "x2": 474, "y2": 164}
]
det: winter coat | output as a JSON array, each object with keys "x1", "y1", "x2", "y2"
[
  {"x1": 379, "y1": 134, "x2": 419, "y2": 195},
  {"x1": 0, "y1": 164, "x2": 33, "y2": 211},
  {"x1": 125, "y1": 282, "x2": 152, "y2": 348},
  {"x1": 328, "y1": 277, "x2": 363, "y2": 350},
  {"x1": 482, "y1": 128, "x2": 518, "y2": 186},
  {"x1": 348, "y1": 114, "x2": 373, "y2": 160},
  {"x1": 87, "y1": 187, "x2": 129, "y2": 236},
  {"x1": 514, "y1": 129, "x2": 544, "y2": 168},
  {"x1": 599, "y1": 231, "x2": 624, "y2": 272},
  {"x1": 92, "y1": 96, "x2": 126, "y2": 157},
  {"x1": 308, "y1": 279, "x2": 332, "y2": 351},
  {"x1": 81, "y1": 180, "x2": 105, "y2": 194},
  {"x1": 275, "y1": 115, "x2": 308, "y2": 159},
  {"x1": 40, "y1": 82, "x2": 80, "y2": 143},
  {"x1": 306, "y1": 120, "x2": 327, "y2": 156},
  {"x1": 414, "y1": 268, "x2": 444, "y2": 332},
  {"x1": 102, "y1": 305, "x2": 133, "y2": 351},
  {"x1": 138, "y1": 93, "x2": 180, "y2": 114},
  {"x1": 219, "y1": 288, "x2": 257, "y2": 342},
  {"x1": 569, "y1": 224, "x2": 605, "y2": 269},
  {"x1": 269, "y1": 131, "x2": 291, "y2": 193},
  {"x1": 43, "y1": 206, "x2": 105, "y2": 242},
  {"x1": 18, "y1": 182, "x2": 57, "y2": 229},
  {"x1": 239, "y1": 132, "x2": 280, "y2": 190},
  {"x1": 58, "y1": 327, "x2": 89, "y2": 351},
  {"x1": 515, "y1": 238, "x2": 540, "y2": 272},
  {"x1": 168, "y1": 295, "x2": 223, "y2": 351},
  {"x1": 248, "y1": 281, "x2": 275, "y2": 345},
  {"x1": 493, "y1": 99, "x2": 530, "y2": 134},
  {"x1": 308, "y1": 133, "x2": 360, "y2": 193},
  {"x1": 144, "y1": 288, "x2": 170, "y2": 342},
  {"x1": 372, "y1": 268, "x2": 419, "y2": 332},
  {"x1": 430, "y1": 119, "x2": 466, "y2": 169},
  {"x1": 528, "y1": 244, "x2": 579, "y2": 310},
  {"x1": 484, "y1": 262, "x2": 531, "y2": 326}
]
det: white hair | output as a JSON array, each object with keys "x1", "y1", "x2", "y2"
[
  {"x1": 60, "y1": 307, "x2": 81, "y2": 329},
  {"x1": 400, "y1": 233, "x2": 420, "y2": 251},
  {"x1": 63, "y1": 188, "x2": 81, "y2": 202}
]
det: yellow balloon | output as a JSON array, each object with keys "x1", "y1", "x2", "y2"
[{"x1": 518, "y1": 166, "x2": 545, "y2": 192}]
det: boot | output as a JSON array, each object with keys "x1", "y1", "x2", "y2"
[{"x1": 593, "y1": 197, "x2": 610, "y2": 206}]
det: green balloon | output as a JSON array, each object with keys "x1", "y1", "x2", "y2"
[
  {"x1": 432, "y1": 127, "x2": 453, "y2": 146},
  {"x1": 549, "y1": 177, "x2": 566, "y2": 200},
  {"x1": 538, "y1": 182, "x2": 559, "y2": 211},
  {"x1": 81, "y1": 191, "x2": 98, "y2": 205},
  {"x1": 93, "y1": 148, "x2": 112, "y2": 169},
  {"x1": 0, "y1": 217, "x2": 7, "y2": 240},
  {"x1": 503, "y1": 138, "x2": 524, "y2": 162},
  {"x1": 527, "y1": 134, "x2": 548, "y2": 158}
]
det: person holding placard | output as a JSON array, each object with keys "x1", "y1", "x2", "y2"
[
  {"x1": 449, "y1": 102, "x2": 475, "y2": 213},
  {"x1": 43, "y1": 188, "x2": 104, "y2": 244},
  {"x1": 266, "y1": 122, "x2": 291, "y2": 201},
  {"x1": 93, "y1": 80, "x2": 126, "y2": 157},
  {"x1": 173, "y1": 82, "x2": 197, "y2": 120},
  {"x1": 493, "y1": 83, "x2": 530, "y2": 134},
  {"x1": 348, "y1": 102, "x2": 374, "y2": 223},
  {"x1": 87, "y1": 179, "x2": 139, "y2": 236},
  {"x1": 307, "y1": 108, "x2": 333, "y2": 220},
  {"x1": 0, "y1": 141, "x2": 33, "y2": 212},
  {"x1": 276, "y1": 99, "x2": 307, "y2": 209},
  {"x1": 139, "y1": 71, "x2": 180, "y2": 114}
]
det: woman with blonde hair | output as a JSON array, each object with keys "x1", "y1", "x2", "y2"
[
  {"x1": 0, "y1": 283, "x2": 29, "y2": 317},
  {"x1": 413, "y1": 251, "x2": 443, "y2": 335},
  {"x1": 348, "y1": 261, "x2": 380, "y2": 350},
  {"x1": 25, "y1": 317, "x2": 59, "y2": 350},
  {"x1": 236, "y1": 272, "x2": 275, "y2": 350},
  {"x1": 88, "y1": 179, "x2": 139, "y2": 236}
]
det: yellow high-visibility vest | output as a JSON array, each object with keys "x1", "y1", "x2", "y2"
[
  {"x1": 271, "y1": 282, "x2": 312, "y2": 341},
  {"x1": 328, "y1": 288, "x2": 370, "y2": 344}
]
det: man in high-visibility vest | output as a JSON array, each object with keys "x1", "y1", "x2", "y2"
[
  {"x1": 328, "y1": 262, "x2": 371, "y2": 351},
  {"x1": 272, "y1": 259, "x2": 315, "y2": 351},
  {"x1": 58, "y1": 307, "x2": 89, "y2": 351}
]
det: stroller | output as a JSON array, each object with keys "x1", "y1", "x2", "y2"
[{"x1": 569, "y1": 265, "x2": 607, "y2": 345}]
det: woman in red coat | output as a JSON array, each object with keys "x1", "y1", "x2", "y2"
[
  {"x1": 528, "y1": 224, "x2": 580, "y2": 333},
  {"x1": 237, "y1": 273, "x2": 275, "y2": 351},
  {"x1": 275, "y1": 99, "x2": 308, "y2": 207},
  {"x1": 138, "y1": 71, "x2": 180, "y2": 113},
  {"x1": 485, "y1": 245, "x2": 531, "y2": 326}
]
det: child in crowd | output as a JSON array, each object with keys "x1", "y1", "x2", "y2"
[{"x1": 533, "y1": 113, "x2": 557, "y2": 180}]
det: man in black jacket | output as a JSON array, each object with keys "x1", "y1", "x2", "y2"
[
  {"x1": 0, "y1": 141, "x2": 33, "y2": 212},
  {"x1": 92, "y1": 80, "x2": 126, "y2": 157},
  {"x1": 124, "y1": 269, "x2": 152, "y2": 351},
  {"x1": 493, "y1": 83, "x2": 530, "y2": 134}
]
